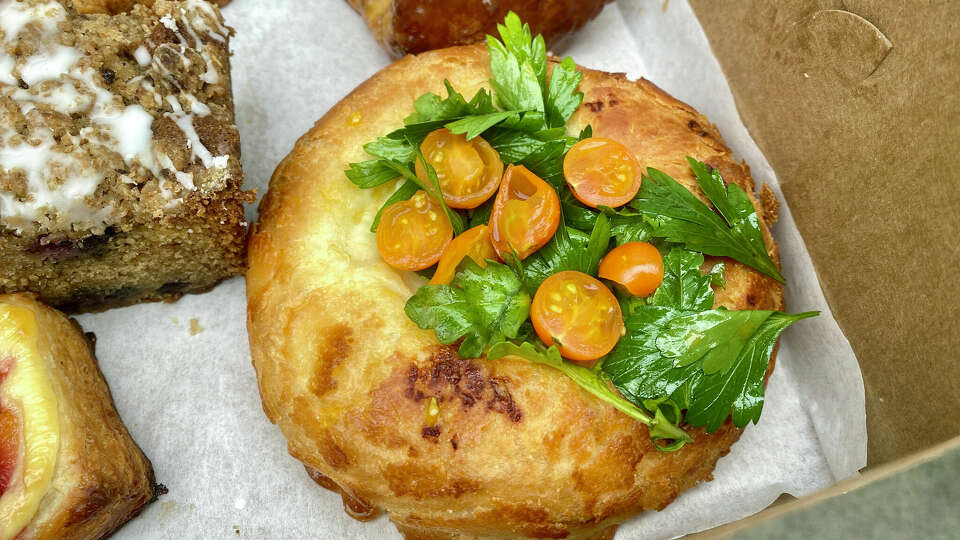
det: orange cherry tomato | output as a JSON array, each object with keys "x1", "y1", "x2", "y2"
[
  {"x1": 598, "y1": 242, "x2": 664, "y2": 298},
  {"x1": 488, "y1": 164, "x2": 561, "y2": 261},
  {"x1": 376, "y1": 190, "x2": 453, "y2": 271},
  {"x1": 563, "y1": 137, "x2": 642, "y2": 208},
  {"x1": 531, "y1": 271, "x2": 625, "y2": 363},
  {"x1": 415, "y1": 128, "x2": 504, "y2": 209},
  {"x1": 429, "y1": 225, "x2": 498, "y2": 285}
]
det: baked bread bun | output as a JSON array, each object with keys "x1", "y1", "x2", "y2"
[
  {"x1": 349, "y1": 0, "x2": 612, "y2": 57},
  {"x1": 0, "y1": 294, "x2": 158, "y2": 540},
  {"x1": 247, "y1": 43, "x2": 784, "y2": 539}
]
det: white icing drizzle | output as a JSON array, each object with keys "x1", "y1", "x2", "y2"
[
  {"x1": 165, "y1": 95, "x2": 224, "y2": 171},
  {"x1": 133, "y1": 45, "x2": 152, "y2": 67},
  {"x1": 0, "y1": 0, "x2": 233, "y2": 233}
]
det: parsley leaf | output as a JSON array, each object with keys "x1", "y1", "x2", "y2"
[
  {"x1": 405, "y1": 81, "x2": 498, "y2": 124},
  {"x1": 487, "y1": 341, "x2": 692, "y2": 448},
  {"x1": 446, "y1": 111, "x2": 522, "y2": 140},
  {"x1": 685, "y1": 311, "x2": 816, "y2": 430},
  {"x1": 522, "y1": 213, "x2": 610, "y2": 292},
  {"x1": 518, "y1": 139, "x2": 567, "y2": 189},
  {"x1": 632, "y1": 158, "x2": 785, "y2": 283},
  {"x1": 405, "y1": 261, "x2": 531, "y2": 358},
  {"x1": 345, "y1": 159, "x2": 399, "y2": 188},
  {"x1": 487, "y1": 13, "x2": 546, "y2": 113},
  {"x1": 546, "y1": 56, "x2": 584, "y2": 128},
  {"x1": 604, "y1": 307, "x2": 817, "y2": 432},
  {"x1": 363, "y1": 137, "x2": 415, "y2": 162},
  {"x1": 649, "y1": 247, "x2": 716, "y2": 311}
]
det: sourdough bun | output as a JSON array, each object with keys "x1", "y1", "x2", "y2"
[{"x1": 246, "y1": 43, "x2": 784, "y2": 539}]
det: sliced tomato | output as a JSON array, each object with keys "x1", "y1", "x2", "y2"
[
  {"x1": 531, "y1": 271, "x2": 625, "y2": 363},
  {"x1": 376, "y1": 190, "x2": 453, "y2": 271},
  {"x1": 598, "y1": 242, "x2": 664, "y2": 297},
  {"x1": 429, "y1": 225, "x2": 498, "y2": 285},
  {"x1": 563, "y1": 137, "x2": 642, "y2": 208},
  {"x1": 488, "y1": 164, "x2": 561, "y2": 261},
  {"x1": 416, "y1": 128, "x2": 504, "y2": 209}
]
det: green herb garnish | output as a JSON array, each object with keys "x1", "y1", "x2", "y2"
[
  {"x1": 405, "y1": 260, "x2": 530, "y2": 359},
  {"x1": 632, "y1": 158, "x2": 785, "y2": 283},
  {"x1": 603, "y1": 248, "x2": 816, "y2": 432},
  {"x1": 348, "y1": 12, "x2": 816, "y2": 451}
]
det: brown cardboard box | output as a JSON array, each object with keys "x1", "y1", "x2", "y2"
[{"x1": 685, "y1": 0, "x2": 960, "y2": 532}]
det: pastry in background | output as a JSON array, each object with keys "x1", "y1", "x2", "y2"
[
  {"x1": 348, "y1": 0, "x2": 612, "y2": 57},
  {"x1": 0, "y1": 293, "x2": 158, "y2": 540},
  {"x1": 0, "y1": 0, "x2": 250, "y2": 312}
]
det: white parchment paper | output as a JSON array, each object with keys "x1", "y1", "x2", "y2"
[{"x1": 77, "y1": 1, "x2": 868, "y2": 538}]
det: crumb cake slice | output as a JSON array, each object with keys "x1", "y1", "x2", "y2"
[{"x1": 0, "y1": 0, "x2": 249, "y2": 312}]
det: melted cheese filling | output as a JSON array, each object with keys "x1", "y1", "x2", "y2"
[{"x1": 0, "y1": 304, "x2": 59, "y2": 540}]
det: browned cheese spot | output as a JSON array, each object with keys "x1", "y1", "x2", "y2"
[{"x1": 309, "y1": 323, "x2": 354, "y2": 397}]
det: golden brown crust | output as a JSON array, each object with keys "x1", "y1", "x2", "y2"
[
  {"x1": 1, "y1": 293, "x2": 157, "y2": 539},
  {"x1": 247, "y1": 44, "x2": 783, "y2": 539},
  {"x1": 349, "y1": 0, "x2": 612, "y2": 58}
]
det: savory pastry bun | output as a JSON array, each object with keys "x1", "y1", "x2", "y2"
[
  {"x1": 349, "y1": 0, "x2": 612, "y2": 57},
  {"x1": 0, "y1": 294, "x2": 157, "y2": 540},
  {"x1": 247, "y1": 44, "x2": 783, "y2": 539}
]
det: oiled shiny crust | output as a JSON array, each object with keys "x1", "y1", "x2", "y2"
[
  {"x1": 247, "y1": 44, "x2": 784, "y2": 539},
  {"x1": 1, "y1": 294, "x2": 156, "y2": 540},
  {"x1": 348, "y1": 0, "x2": 612, "y2": 58}
]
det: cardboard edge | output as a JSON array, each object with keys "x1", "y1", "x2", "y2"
[{"x1": 688, "y1": 435, "x2": 960, "y2": 538}]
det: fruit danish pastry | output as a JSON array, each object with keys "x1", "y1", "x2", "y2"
[{"x1": 0, "y1": 294, "x2": 157, "y2": 540}]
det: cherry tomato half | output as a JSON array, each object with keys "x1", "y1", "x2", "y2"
[
  {"x1": 429, "y1": 225, "x2": 498, "y2": 285},
  {"x1": 489, "y1": 165, "x2": 561, "y2": 261},
  {"x1": 531, "y1": 271, "x2": 625, "y2": 363},
  {"x1": 415, "y1": 128, "x2": 504, "y2": 209},
  {"x1": 563, "y1": 137, "x2": 642, "y2": 208},
  {"x1": 598, "y1": 242, "x2": 664, "y2": 298},
  {"x1": 376, "y1": 190, "x2": 453, "y2": 271}
]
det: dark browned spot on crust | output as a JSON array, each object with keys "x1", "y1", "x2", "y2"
[
  {"x1": 421, "y1": 425, "x2": 441, "y2": 442},
  {"x1": 450, "y1": 434, "x2": 459, "y2": 450},
  {"x1": 317, "y1": 433, "x2": 350, "y2": 470},
  {"x1": 585, "y1": 100, "x2": 603, "y2": 112},
  {"x1": 309, "y1": 324, "x2": 353, "y2": 397},
  {"x1": 687, "y1": 119, "x2": 709, "y2": 137},
  {"x1": 382, "y1": 462, "x2": 480, "y2": 499},
  {"x1": 487, "y1": 377, "x2": 522, "y2": 422},
  {"x1": 746, "y1": 293, "x2": 758, "y2": 306},
  {"x1": 404, "y1": 346, "x2": 523, "y2": 423}
]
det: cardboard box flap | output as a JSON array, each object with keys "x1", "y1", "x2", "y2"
[{"x1": 688, "y1": 0, "x2": 960, "y2": 466}]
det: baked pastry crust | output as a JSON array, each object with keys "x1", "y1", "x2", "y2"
[
  {"x1": 0, "y1": 293, "x2": 157, "y2": 539},
  {"x1": 349, "y1": 0, "x2": 612, "y2": 58},
  {"x1": 247, "y1": 44, "x2": 784, "y2": 539}
]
